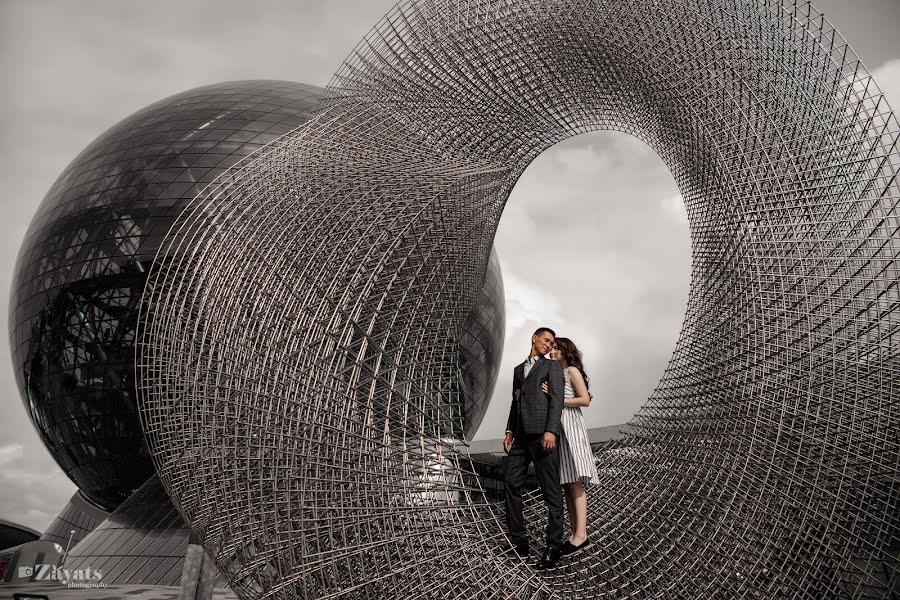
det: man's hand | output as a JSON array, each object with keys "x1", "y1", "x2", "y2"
[
  {"x1": 541, "y1": 431, "x2": 556, "y2": 453},
  {"x1": 504, "y1": 432, "x2": 514, "y2": 454},
  {"x1": 541, "y1": 382, "x2": 548, "y2": 394}
]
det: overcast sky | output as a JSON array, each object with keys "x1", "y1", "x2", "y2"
[{"x1": 0, "y1": 1, "x2": 897, "y2": 533}]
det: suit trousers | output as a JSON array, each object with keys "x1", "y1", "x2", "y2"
[{"x1": 504, "y1": 432, "x2": 564, "y2": 549}]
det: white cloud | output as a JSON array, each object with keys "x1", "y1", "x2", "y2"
[
  {"x1": 871, "y1": 58, "x2": 900, "y2": 113},
  {"x1": 0, "y1": 443, "x2": 24, "y2": 467},
  {"x1": 661, "y1": 193, "x2": 689, "y2": 226},
  {"x1": 499, "y1": 262, "x2": 564, "y2": 333}
]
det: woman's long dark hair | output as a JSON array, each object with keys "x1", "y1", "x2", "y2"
[{"x1": 555, "y1": 337, "x2": 590, "y2": 390}]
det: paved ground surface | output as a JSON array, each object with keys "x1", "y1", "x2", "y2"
[{"x1": 0, "y1": 582, "x2": 238, "y2": 600}]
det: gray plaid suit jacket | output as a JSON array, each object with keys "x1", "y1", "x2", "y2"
[{"x1": 506, "y1": 356, "x2": 565, "y2": 438}]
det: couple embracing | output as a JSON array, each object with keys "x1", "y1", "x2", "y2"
[{"x1": 503, "y1": 327, "x2": 598, "y2": 569}]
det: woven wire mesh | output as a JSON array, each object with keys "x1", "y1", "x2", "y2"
[{"x1": 136, "y1": 0, "x2": 899, "y2": 597}]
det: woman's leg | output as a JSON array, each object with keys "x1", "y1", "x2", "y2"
[
  {"x1": 563, "y1": 483, "x2": 576, "y2": 542},
  {"x1": 568, "y1": 481, "x2": 588, "y2": 545}
]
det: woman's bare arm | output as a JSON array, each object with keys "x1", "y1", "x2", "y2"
[{"x1": 564, "y1": 367, "x2": 591, "y2": 407}]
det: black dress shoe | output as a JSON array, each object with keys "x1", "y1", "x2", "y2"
[
  {"x1": 535, "y1": 545, "x2": 563, "y2": 569},
  {"x1": 560, "y1": 538, "x2": 590, "y2": 556},
  {"x1": 502, "y1": 544, "x2": 529, "y2": 558}
]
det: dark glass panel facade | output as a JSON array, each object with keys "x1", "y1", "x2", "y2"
[
  {"x1": 0, "y1": 520, "x2": 40, "y2": 552},
  {"x1": 40, "y1": 489, "x2": 109, "y2": 549},
  {"x1": 458, "y1": 248, "x2": 504, "y2": 438},
  {"x1": 63, "y1": 475, "x2": 222, "y2": 587},
  {"x1": 9, "y1": 81, "x2": 324, "y2": 511}
]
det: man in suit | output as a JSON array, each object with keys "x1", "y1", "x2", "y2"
[{"x1": 503, "y1": 326, "x2": 566, "y2": 569}]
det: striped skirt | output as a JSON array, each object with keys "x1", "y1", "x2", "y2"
[{"x1": 559, "y1": 406, "x2": 599, "y2": 485}]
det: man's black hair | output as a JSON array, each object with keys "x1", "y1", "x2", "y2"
[{"x1": 533, "y1": 326, "x2": 556, "y2": 337}]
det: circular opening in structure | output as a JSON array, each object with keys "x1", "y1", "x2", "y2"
[{"x1": 473, "y1": 131, "x2": 691, "y2": 440}]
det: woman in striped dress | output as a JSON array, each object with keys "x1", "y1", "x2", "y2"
[{"x1": 549, "y1": 337, "x2": 599, "y2": 556}]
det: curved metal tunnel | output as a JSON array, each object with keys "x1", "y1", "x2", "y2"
[{"x1": 136, "y1": 1, "x2": 900, "y2": 597}]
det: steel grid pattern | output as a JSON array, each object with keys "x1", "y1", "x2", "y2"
[{"x1": 136, "y1": 0, "x2": 899, "y2": 598}]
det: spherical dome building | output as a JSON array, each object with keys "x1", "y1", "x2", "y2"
[{"x1": 9, "y1": 80, "x2": 326, "y2": 511}]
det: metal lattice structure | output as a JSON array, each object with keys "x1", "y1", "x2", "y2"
[{"x1": 135, "y1": 0, "x2": 899, "y2": 598}]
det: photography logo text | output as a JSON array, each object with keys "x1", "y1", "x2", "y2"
[{"x1": 19, "y1": 564, "x2": 107, "y2": 588}]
